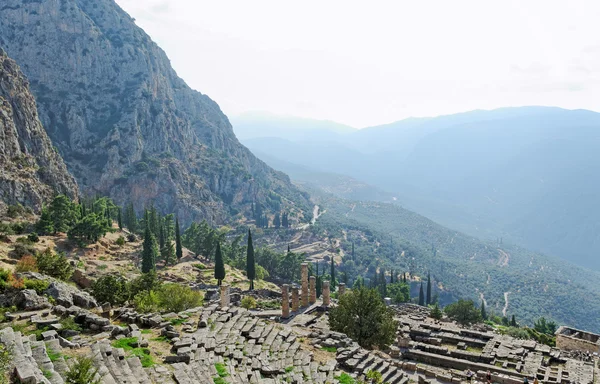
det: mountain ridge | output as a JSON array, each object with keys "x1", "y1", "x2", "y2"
[
  {"x1": 0, "y1": 49, "x2": 78, "y2": 213},
  {"x1": 0, "y1": 0, "x2": 310, "y2": 223}
]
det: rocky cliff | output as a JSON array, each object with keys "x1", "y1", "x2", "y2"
[
  {"x1": 0, "y1": 49, "x2": 78, "y2": 213},
  {"x1": 0, "y1": 0, "x2": 310, "y2": 223}
]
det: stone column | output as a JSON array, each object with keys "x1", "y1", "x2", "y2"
[
  {"x1": 281, "y1": 284, "x2": 290, "y2": 318},
  {"x1": 322, "y1": 281, "x2": 330, "y2": 307},
  {"x1": 291, "y1": 287, "x2": 299, "y2": 312},
  {"x1": 220, "y1": 285, "x2": 230, "y2": 308},
  {"x1": 301, "y1": 263, "x2": 309, "y2": 307},
  {"x1": 309, "y1": 276, "x2": 317, "y2": 304},
  {"x1": 338, "y1": 283, "x2": 346, "y2": 296}
]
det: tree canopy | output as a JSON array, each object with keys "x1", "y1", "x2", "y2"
[{"x1": 329, "y1": 286, "x2": 397, "y2": 349}]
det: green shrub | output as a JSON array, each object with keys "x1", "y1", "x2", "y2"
[
  {"x1": 134, "y1": 284, "x2": 203, "y2": 313},
  {"x1": 111, "y1": 338, "x2": 154, "y2": 367},
  {"x1": 23, "y1": 279, "x2": 49, "y2": 294},
  {"x1": 10, "y1": 243, "x2": 37, "y2": 259},
  {"x1": 241, "y1": 296, "x2": 257, "y2": 309},
  {"x1": 27, "y1": 232, "x2": 39, "y2": 243},
  {"x1": 115, "y1": 236, "x2": 125, "y2": 246},
  {"x1": 91, "y1": 274, "x2": 130, "y2": 306},
  {"x1": 156, "y1": 284, "x2": 203, "y2": 313},
  {"x1": 0, "y1": 343, "x2": 12, "y2": 384},
  {"x1": 36, "y1": 248, "x2": 73, "y2": 281},
  {"x1": 64, "y1": 357, "x2": 101, "y2": 384}
]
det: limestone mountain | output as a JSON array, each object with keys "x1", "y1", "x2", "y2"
[
  {"x1": 0, "y1": 49, "x2": 78, "y2": 213},
  {"x1": 0, "y1": 0, "x2": 310, "y2": 223}
]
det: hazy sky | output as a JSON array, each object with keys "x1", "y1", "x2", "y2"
[{"x1": 116, "y1": 0, "x2": 600, "y2": 127}]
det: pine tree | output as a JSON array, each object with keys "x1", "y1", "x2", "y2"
[
  {"x1": 481, "y1": 300, "x2": 487, "y2": 320},
  {"x1": 330, "y1": 255, "x2": 336, "y2": 290},
  {"x1": 426, "y1": 272, "x2": 432, "y2": 306},
  {"x1": 214, "y1": 242, "x2": 225, "y2": 286},
  {"x1": 141, "y1": 222, "x2": 158, "y2": 273},
  {"x1": 418, "y1": 282, "x2": 425, "y2": 306},
  {"x1": 117, "y1": 207, "x2": 123, "y2": 230},
  {"x1": 175, "y1": 217, "x2": 183, "y2": 260},
  {"x1": 246, "y1": 229, "x2": 256, "y2": 290}
]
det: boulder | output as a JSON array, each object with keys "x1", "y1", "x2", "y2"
[
  {"x1": 44, "y1": 281, "x2": 97, "y2": 308},
  {"x1": 14, "y1": 289, "x2": 51, "y2": 311}
]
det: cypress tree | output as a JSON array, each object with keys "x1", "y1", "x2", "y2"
[
  {"x1": 351, "y1": 242, "x2": 355, "y2": 260},
  {"x1": 274, "y1": 213, "x2": 281, "y2": 228},
  {"x1": 214, "y1": 242, "x2": 225, "y2": 286},
  {"x1": 510, "y1": 315, "x2": 517, "y2": 327},
  {"x1": 159, "y1": 218, "x2": 165, "y2": 250},
  {"x1": 330, "y1": 255, "x2": 336, "y2": 290},
  {"x1": 426, "y1": 272, "x2": 432, "y2": 306},
  {"x1": 287, "y1": 244, "x2": 291, "y2": 253},
  {"x1": 418, "y1": 282, "x2": 425, "y2": 306},
  {"x1": 247, "y1": 229, "x2": 256, "y2": 290},
  {"x1": 141, "y1": 222, "x2": 158, "y2": 273},
  {"x1": 175, "y1": 217, "x2": 183, "y2": 260},
  {"x1": 117, "y1": 207, "x2": 123, "y2": 230},
  {"x1": 481, "y1": 300, "x2": 487, "y2": 320},
  {"x1": 390, "y1": 269, "x2": 394, "y2": 284}
]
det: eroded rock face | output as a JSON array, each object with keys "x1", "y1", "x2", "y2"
[
  {"x1": 0, "y1": 0, "x2": 310, "y2": 224},
  {"x1": 0, "y1": 49, "x2": 78, "y2": 213}
]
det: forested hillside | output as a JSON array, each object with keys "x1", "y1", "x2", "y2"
[{"x1": 308, "y1": 189, "x2": 600, "y2": 333}]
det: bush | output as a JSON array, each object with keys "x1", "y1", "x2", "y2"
[
  {"x1": 241, "y1": 296, "x2": 257, "y2": 309},
  {"x1": 15, "y1": 255, "x2": 39, "y2": 273},
  {"x1": 10, "y1": 243, "x2": 37, "y2": 259},
  {"x1": 7, "y1": 204, "x2": 26, "y2": 218},
  {"x1": 27, "y1": 232, "x2": 39, "y2": 243},
  {"x1": 126, "y1": 233, "x2": 137, "y2": 242},
  {"x1": 0, "y1": 343, "x2": 12, "y2": 384},
  {"x1": 444, "y1": 299, "x2": 482, "y2": 326},
  {"x1": 36, "y1": 248, "x2": 73, "y2": 281},
  {"x1": 134, "y1": 290, "x2": 161, "y2": 313},
  {"x1": 64, "y1": 357, "x2": 101, "y2": 384},
  {"x1": 0, "y1": 269, "x2": 24, "y2": 292},
  {"x1": 134, "y1": 284, "x2": 203, "y2": 313},
  {"x1": 92, "y1": 274, "x2": 130, "y2": 306},
  {"x1": 23, "y1": 279, "x2": 49, "y2": 295},
  {"x1": 115, "y1": 236, "x2": 125, "y2": 246},
  {"x1": 156, "y1": 284, "x2": 203, "y2": 313}
]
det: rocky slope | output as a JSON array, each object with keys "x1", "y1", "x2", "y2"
[
  {"x1": 0, "y1": 0, "x2": 310, "y2": 224},
  {"x1": 0, "y1": 49, "x2": 78, "y2": 213}
]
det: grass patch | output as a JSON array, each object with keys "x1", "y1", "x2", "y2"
[
  {"x1": 141, "y1": 329, "x2": 152, "y2": 334},
  {"x1": 285, "y1": 366, "x2": 294, "y2": 373},
  {"x1": 43, "y1": 369, "x2": 53, "y2": 379},
  {"x1": 111, "y1": 337, "x2": 154, "y2": 367},
  {"x1": 215, "y1": 363, "x2": 228, "y2": 378},
  {"x1": 151, "y1": 336, "x2": 170, "y2": 343},
  {"x1": 169, "y1": 318, "x2": 186, "y2": 326},
  {"x1": 335, "y1": 373, "x2": 357, "y2": 384},
  {"x1": 213, "y1": 378, "x2": 227, "y2": 384},
  {"x1": 256, "y1": 300, "x2": 280, "y2": 310},
  {"x1": 193, "y1": 263, "x2": 206, "y2": 270},
  {"x1": 46, "y1": 347, "x2": 62, "y2": 362},
  {"x1": 321, "y1": 346, "x2": 337, "y2": 353}
]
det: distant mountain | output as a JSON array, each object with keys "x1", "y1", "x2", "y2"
[
  {"x1": 249, "y1": 150, "x2": 397, "y2": 203},
  {"x1": 231, "y1": 112, "x2": 356, "y2": 142},
  {"x1": 0, "y1": 49, "x2": 78, "y2": 213},
  {"x1": 0, "y1": 0, "x2": 310, "y2": 224},
  {"x1": 243, "y1": 107, "x2": 600, "y2": 270}
]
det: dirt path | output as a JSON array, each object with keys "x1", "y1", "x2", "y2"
[
  {"x1": 497, "y1": 249, "x2": 510, "y2": 267},
  {"x1": 345, "y1": 204, "x2": 356, "y2": 218},
  {"x1": 479, "y1": 292, "x2": 487, "y2": 307},
  {"x1": 503, "y1": 291, "x2": 511, "y2": 316}
]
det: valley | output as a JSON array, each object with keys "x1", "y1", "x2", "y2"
[{"x1": 0, "y1": 1, "x2": 599, "y2": 383}]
